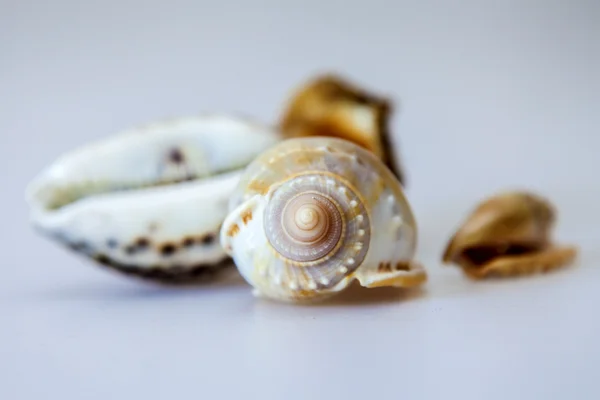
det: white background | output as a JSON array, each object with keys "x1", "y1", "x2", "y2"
[{"x1": 2, "y1": 1, "x2": 599, "y2": 399}]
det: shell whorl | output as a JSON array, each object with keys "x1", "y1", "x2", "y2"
[
  {"x1": 264, "y1": 172, "x2": 370, "y2": 279},
  {"x1": 269, "y1": 191, "x2": 343, "y2": 262}
]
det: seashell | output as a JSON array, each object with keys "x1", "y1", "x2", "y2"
[
  {"x1": 220, "y1": 136, "x2": 426, "y2": 303},
  {"x1": 442, "y1": 191, "x2": 578, "y2": 279},
  {"x1": 279, "y1": 74, "x2": 406, "y2": 185},
  {"x1": 26, "y1": 114, "x2": 283, "y2": 283}
]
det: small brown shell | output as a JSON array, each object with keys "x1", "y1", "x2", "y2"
[
  {"x1": 278, "y1": 73, "x2": 406, "y2": 185},
  {"x1": 442, "y1": 191, "x2": 577, "y2": 278}
]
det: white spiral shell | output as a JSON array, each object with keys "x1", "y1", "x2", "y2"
[{"x1": 220, "y1": 137, "x2": 427, "y2": 302}]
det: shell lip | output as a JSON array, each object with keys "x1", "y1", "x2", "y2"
[
  {"x1": 219, "y1": 193, "x2": 262, "y2": 256},
  {"x1": 355, "y1": 260, "x2": 428, "y2": 289},
  {"x1": 28, "y1": 168, "x2": 241, "y2": 215}
]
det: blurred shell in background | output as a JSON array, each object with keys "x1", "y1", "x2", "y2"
[
  {"x1": 26, "y1": 114, "x2": 283, "y2": 283},
  {"x1": 442, "y1": 191, "x2": 578, "y2": 279},
  {"x1": 279, "y1": 74, "x2": 406, "y2": 185}
]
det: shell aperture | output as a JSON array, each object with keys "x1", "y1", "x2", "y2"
[{"x1": 220, "y1": 136, "x2": 427, "y2": 303}]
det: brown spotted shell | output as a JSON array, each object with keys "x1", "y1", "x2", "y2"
[
  {"x1": 278, "y1": 73, "x2": 406, "y2": 185},
  {"x1": 442, "y1": 191, "x2": 578, "y2": 278}
]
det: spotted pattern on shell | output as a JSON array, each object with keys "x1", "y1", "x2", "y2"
[{"x1": 92, "y1": 252, "x2": 234, "y2": 284}]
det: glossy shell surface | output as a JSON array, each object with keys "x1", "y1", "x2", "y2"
[
  {"x1": 220, "y1": 137, "x2": 426, "y2": 303},
  {"x1": 26, "y1": 114, "x2": 283, "y2": 283}
]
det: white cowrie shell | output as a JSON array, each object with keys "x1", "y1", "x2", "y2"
[{"x1": 26, "y1": 114, "x2": 283, "y2": 283}]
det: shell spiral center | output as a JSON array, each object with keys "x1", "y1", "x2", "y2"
[
  {"x1": 264, "y1": 172, "x2": 370, "y2": 270},
  {"x1": 286, "y1": 192, "x2": 342, "y2": 250}
]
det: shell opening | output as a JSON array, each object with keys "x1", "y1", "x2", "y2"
[
  {"x1": 26, "y1": 115, "x2": 283, "y2": 214},
  {"x1": 459, "y1": 242, "x2": 543, "y2": 267},
  {"x1": 29, "y1": 166, "x2": 244, "y2": 213}
]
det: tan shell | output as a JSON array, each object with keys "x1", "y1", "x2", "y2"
[
  {"x1": 278, "y1": 74, "x2": 406, "y2": 185},
  {"x1": 442, "y1": 191, "x2": 577, "y2": 279}
]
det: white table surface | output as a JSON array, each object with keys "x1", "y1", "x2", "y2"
[{"x1": 2, "y1": 1, "x2": 599, "y2": 399}]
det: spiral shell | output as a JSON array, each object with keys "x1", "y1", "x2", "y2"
[
  {"x1": 442, "y1": 191, "x2": 578, "y2": 279},
  {"x1": 220, "y1": 137, "x2": 426, "y2": 303}
]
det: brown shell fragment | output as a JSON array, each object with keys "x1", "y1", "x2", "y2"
[
  {"x1": 442, "y1": 191, "x2": 578, "y2": 279},
  {"x1": 278, "y1": 74, "x2": 406, "y2": 185}
]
